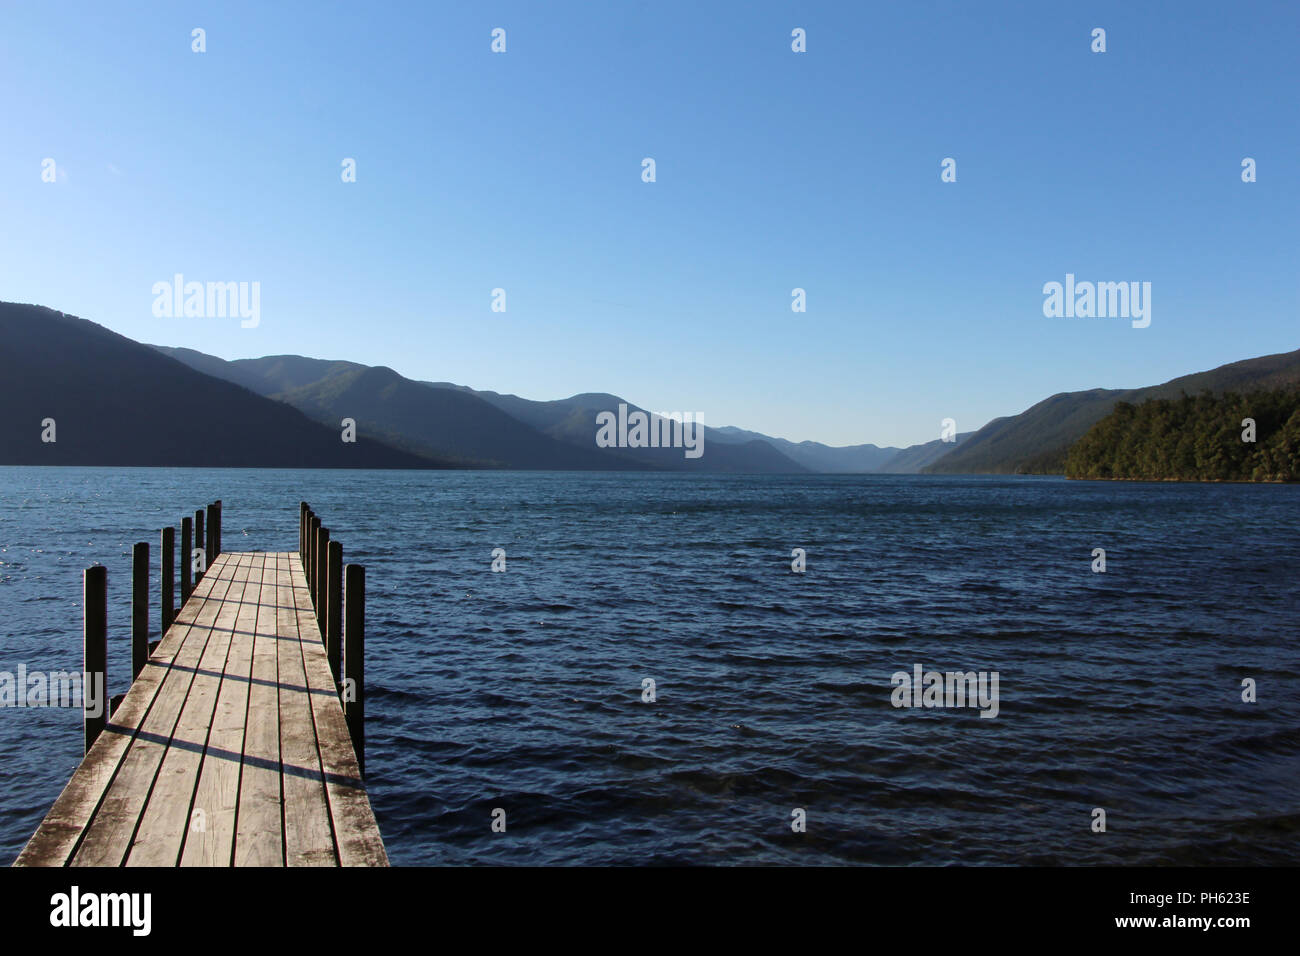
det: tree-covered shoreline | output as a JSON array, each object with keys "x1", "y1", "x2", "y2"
[{"x1": 1064, "y1": 389, "x2": 1300, "y2": 482}]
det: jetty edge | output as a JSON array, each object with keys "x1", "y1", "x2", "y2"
[{"x1": 15, "y1": 500, "x2": 387, "y2": 867}]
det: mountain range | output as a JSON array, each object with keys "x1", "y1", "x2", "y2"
[
  {"x1": 927, "y1": 347, "x2": 1300, "y2": 474},
  {"x1": 152, "y1": 341, "x2": 1300, "y2": 474},
  {"x1": 0, "y1": 303, "x2": 436, "y2": 468},
  {"x1": 154, "y1": 348, "x2": 808, "y2": 472},
  {"x1": 2, "y1": 301, "x2": 1296, "y2": 473}
]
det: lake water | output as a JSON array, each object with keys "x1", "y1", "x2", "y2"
[{"x1": 1, "y1": 467, "x2": 1297, "y2": 865}]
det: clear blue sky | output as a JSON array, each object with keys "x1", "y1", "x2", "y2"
[{"x1": 2, "y1": 1, "x2": 1296, "y2": 447}]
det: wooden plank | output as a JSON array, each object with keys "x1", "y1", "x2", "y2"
[
  {"x1": 125, "y1": 554, "x2": 255, "y2": 865},
  {"x1": 232, "y1": 554, "x2": 285, "y2": 866},
  {"x1": 14, "y1": 553, "x2": 242, "y2": 866},
  {"x1": 289, "y1": 554, "x2": 388, "y2": 866},
  {"x1": 70, "y1": 554, "x2": 249, "y2": 865},
  {"x1": 276, "y1": 553, "x2": 337, "y2": 865},
  {"x1": 178, "y1": 553, "x2": 264, "y2": 867}
]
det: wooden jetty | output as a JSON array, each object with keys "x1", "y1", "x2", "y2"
[{"x1": 15, "y1": 502, "x2": 387, "y2": 867}]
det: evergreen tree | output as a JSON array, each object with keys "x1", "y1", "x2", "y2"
[{"x1": 1064, "y1": 389, "x2": 1300, "y2": 481}]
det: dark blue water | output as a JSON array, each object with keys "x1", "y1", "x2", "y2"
[{"x1": 1, "y1": 468, "x2": 1297, "y2": 865}]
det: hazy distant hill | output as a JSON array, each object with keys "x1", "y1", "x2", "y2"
[
  {"x1": 159, "y1": 349, "x2": 1014, "y2": 474},
  {"x1": 419, "y1": 386, "x2": 806, "y2": 473},
  {"x1": 159, "y1": 350, "x2": 809, "y2": 472},
  {"x1": 275, "y1": 366, "x2": 645, "y2": 469},
  {"x1": 160, "y1": 348, "x2": 364, "y2": 396},
  {"x1": 0, "y1": 303, "x2": 444, "y2": 468},
  {"x1": 425, "y1": 382, "x2": 933, "y2": 473},
  {"x1": 154, "y1": 351, "x2": 629, "y2": 468},
  {"x1": 422, "y1": 382, "x2": 623, "y2": 437},
  {"x1": 876, "y1": 433, "x2": 973, "y2": 473},
  {"x1": 926, "y1": 349, "x2": 1300, "y2": 474},
  {"x1": 708, "y1": 426, "x2": 903, "y2": 472},
  {"x1": 322, "y1": 377, "x2": 807, "y2": 473}
]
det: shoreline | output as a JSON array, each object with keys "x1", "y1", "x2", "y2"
[{"x1": 1064, "y1": 475, "x2": 1295, "y2": 484}]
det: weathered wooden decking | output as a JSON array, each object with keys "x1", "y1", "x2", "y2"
[{"x1": 16, "y1": 551, "x2": 387, "y2": 867}]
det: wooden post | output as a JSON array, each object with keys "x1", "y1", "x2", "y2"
[
  {"x1": 306, "y1": 513, "x2": 314, "y2": 601},
  {"x1": 327, "y1": 540, "x2": 343, "y2": 682},
  {"x1": 304, "y1": 510, "x2": 314, "y2": 574},
  {"x1": 300, "y1": 502, "x2": 309, "y2": 559},
  {"x1": 194, "y1": 509, "x2": 205, "y2": 583},
  {"x1": 212, "y1": 500, "x2": 222, "y2": 558},
  {"x1": 206, "y1": 503, "x2": 217, "y2": 569},
  {"x1": 315, "y1": 526, "x2": 330, "y2": 629},
  {"x1": 161, "y1": 526, "x2": 175, "y2": 632},
  {"x1": 83, "y1": 565, "x2": 108, "y2": 754},
  {"x1": 132, "y1": 542, "x2": 149, "y2": 681},
  {"x1": 344, "y1": 563, "x2": 365, "y2": 776},
  {"x1": 305, "y1": 513, "x2": 315, "y2": 601},
  {"x1": 180, "y1": 516, "x2": 193, "y2": 601},
  {"x1": 308, "y1": 515, "x2": 321, "y2": 606}
]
